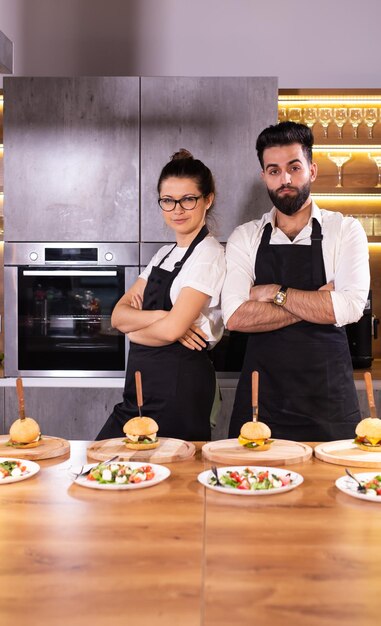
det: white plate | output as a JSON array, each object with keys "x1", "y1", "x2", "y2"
[
  {"x1": 335, "y1": 472, "x2": 381, "y2": 502},
  {"x1": 197, "y1": 465, "x2": 303, "y2": 496},
  {"x1": 72, "y1": 461, "x2": 171, "y2": 490},
  {"x1": 0, "y1": 457, "x2": 40, "y2": 484}
]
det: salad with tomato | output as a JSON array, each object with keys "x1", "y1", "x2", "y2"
[
  {"x1": 359, "y1": 474, "x2": 381, "y2": 497},
  {"x1": 0, "y1": 460, "x2": 29, "y2": 480},
  {"x1": 87, "y1": 463, "x2": 155, "y2": 485},
  {"x1": 208, "y1": 467, "x2": 292, "y2": 491}
]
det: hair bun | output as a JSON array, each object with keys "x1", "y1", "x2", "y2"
[{"x1": 171, "y1": 148, "x2": 193, "y2": 161}]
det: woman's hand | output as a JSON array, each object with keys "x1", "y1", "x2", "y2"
[
  {"x1": 318, "y1": 281, "x2": 335, "y2": 291},
  {"x1": 129, "y1": 293, "x2": 143, "y2": 309},
  {"x1": 178, "y1": 324, "x2": 208, "y2": 351}
]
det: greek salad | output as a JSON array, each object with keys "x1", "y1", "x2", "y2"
[
  {"x1": 358, "y1": 474, "x2": 381, "y2": 497},
  {"x1": 87, "y1": 462, "x2": 156, "y2": 485},
  {"x1": 0, "y1": 460, "x2": 29, "y2": 480},
  {"x1": 208, "y1": 467, "x2": 292, "y2": 491}
]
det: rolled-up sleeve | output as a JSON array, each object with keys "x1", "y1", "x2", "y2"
[
  {"x1": 328, "y1": 217, "x2": 370, "y2": 326},
  {"x1": 221, "y1": 225, "x2": 256, "y2": 325}
]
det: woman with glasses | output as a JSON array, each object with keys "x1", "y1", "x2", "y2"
[{"x1": 96, "y1": 149, "x2": 225, "y2": 441}]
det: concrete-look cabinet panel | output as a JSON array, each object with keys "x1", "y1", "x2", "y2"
[
  {"x1": 3, "y1": 387, "x2": 123, "y2": 440},
  {"x1": 140, "y1": 76, "x2": 278, "y2": 242},
  {"x1": 3, "y1": 77, "x2": 140, "y2": 242},
  {"x1": 0, "y1": 388, "x2": 4, "y2": 434}
]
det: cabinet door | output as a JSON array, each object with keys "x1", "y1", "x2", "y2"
[
  {"x1": 3, "y1": 386, "x2": 123, "y2": 440},
  {"x1": 3, "y1": 77, "x2": 139, "y2": 242},
  {"x1": 140, "y1": 77, "x2": 278, "y2": 242}
]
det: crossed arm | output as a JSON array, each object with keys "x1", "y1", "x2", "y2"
[
  {"x1": 111, "y1": 278, "x2": 208, "y2": 349},
  {"x1": 226, "y1": 282, "x2": 335, "y2": 333}
]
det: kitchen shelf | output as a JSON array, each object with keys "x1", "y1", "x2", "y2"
[{"x1": 279, "y1": 90, "x2": 381, "y2": 362}]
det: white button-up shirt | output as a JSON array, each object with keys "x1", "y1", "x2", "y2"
[{"x1": 221, "y1": 202, "x2": 370, "y2": 327}]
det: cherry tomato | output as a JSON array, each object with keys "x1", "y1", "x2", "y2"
[
  {"x1": 141, "y1": 465, "x2": 153, "y2": 473},
  {"x1": 230, "y1": 471, "x2": 242, "y2": 482},
  {"x1": 237, "y1": 479, "x2": 250, "y2": 490},
  {"x1": 130, "y1": 475, "x2": 143, "y2": 483},
  {"x1": 258, "y1": 471, "x2": 268, "y2": 482}
]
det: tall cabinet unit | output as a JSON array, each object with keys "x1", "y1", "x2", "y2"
[
  {"x1": 279, "y1": 90, "x2": 381, "y2": 359},
  {"x1": 3, "y1": 77, "x2": 140, "y2": 242},
  {"x1": 140, "y1": 77, "x2": 278, "y2": 246}
]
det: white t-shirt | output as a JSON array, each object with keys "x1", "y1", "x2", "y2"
[
  {"x1": 222, "y1": 202, "x2": 370, "y2": 327},
  {"x1": 139, "y1": 235, "x2": 226, "y2": 347}
]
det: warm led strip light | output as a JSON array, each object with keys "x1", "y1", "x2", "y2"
[
  {"x1": 279, "y1": 96, "x2": 381, "y2": 105},
  {"x1": 314, "y1": 145, "x2": 381, "y2": 153},
  {"x1": 312, "y1": 194, "x2": 381, "y2": 201}
]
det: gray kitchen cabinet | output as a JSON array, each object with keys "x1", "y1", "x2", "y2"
[
  {"x1": 140, "y1": 76, "x2": 278, "y2": 242},
  {"x1": 3, "y1": 77, "x2": 139, "y2": 242},
  {"x1": 0, "y1": 388, "x2": 4, "y2": 434},
  {"x1": 3, "y1": 386, "x2": 123, "y2": 440}
]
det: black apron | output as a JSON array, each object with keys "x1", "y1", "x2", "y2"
[
  {"x1": 96, "y1": 225, "x2": 215, "y2": 441},
  {"x1": 229, "y1": 218, "x2": 360, "y2": 442}
]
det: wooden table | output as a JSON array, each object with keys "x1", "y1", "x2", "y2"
[{"x1": 1, "y1": 442, "x2": 381, "y2": 626}]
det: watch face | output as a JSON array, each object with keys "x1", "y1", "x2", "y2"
[{"x1": 274, "y1": 291, "x2": 286, "y2": 305}]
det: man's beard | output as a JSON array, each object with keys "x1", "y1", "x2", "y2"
[{"x1": 267, "y1": 181, "x2": 311, "y2": 216}]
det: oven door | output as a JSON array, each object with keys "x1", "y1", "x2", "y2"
[{"x1": 4, "y1": 265, "x2": 137, "y2": 377}]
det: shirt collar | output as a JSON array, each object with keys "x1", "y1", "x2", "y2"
[{"x1": 265, "y1": 199, "x2": 322, "y2": 230}]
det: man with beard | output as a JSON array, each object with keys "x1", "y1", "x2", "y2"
[{"x1": 222, "y1": 121, "x2": 370, "y2": 441}]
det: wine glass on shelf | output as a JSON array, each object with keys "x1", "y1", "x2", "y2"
[
  {"x1": 288, "y1": 108, "x2": 303, "y2": 124},
  {"x1": 327, "y1": 153, "x2": 352, "y2": 188},
  {"x1": 303, "y1": 107, "x2": 318, "y2": 129},
  {"x1": 363, "y1": 108, "x2": 378, "y2": 139},
  {"x1": 348, "y1": 108, "x2": 362, "y2": 139},
  {"x1": 368, "y1": 153, "x2": 381, "y2": 188},
  {"x1": 278, "y1": 107, "x2": 288, "y2": 123},
  {"x1": 318, "y1": 108, "x2": 333, "y2": 138},
  {"x1": 332, "y1": 108, "x2": 347, "y2": 139}
]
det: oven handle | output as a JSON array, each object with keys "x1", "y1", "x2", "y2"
[{"x1": 22, "y1": 270, "x2": 118, "y2": 277}]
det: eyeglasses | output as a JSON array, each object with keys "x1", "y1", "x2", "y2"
[{"x1": 158, "y1": 195, "x2": 203, "y2": 212}]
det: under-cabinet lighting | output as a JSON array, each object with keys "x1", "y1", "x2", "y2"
[
  {"x1": 279, "y1": 96, "x2": 381, "y2": 105},
  {"x1": 314, "y1": 146, "x2": 381, "y2": 153},
  {"x1": 312, "y1": 194, "x2": 381, "y2": 201}
]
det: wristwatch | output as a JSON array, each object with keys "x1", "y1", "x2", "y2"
[{"x1": 273, "y1": 286, "x2": 288, "y2": 306}]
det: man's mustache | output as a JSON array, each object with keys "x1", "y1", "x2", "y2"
[{"x1": 276, "y1": 185, "x2": 298, "y2": 193}]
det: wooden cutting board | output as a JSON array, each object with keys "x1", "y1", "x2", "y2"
[
  {"x1": 202, "y1": 438, "x2": 312, "y2": 466},
  {"x1": 314, "y1": 439, "x2": 381, "y2": 468},
  {"x1": 0, "y1": 434, "x2": 70, "y2": 460},
  {"x1": 87, "y1": 437, "x2": 196, "y2": 463}
]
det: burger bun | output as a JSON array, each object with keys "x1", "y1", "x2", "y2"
[
  {"x1": 355, "y1": 417, "x2": 381, "y2": 439},
  {"x1": 240, "y1": 421, "x2": 271, "y2": 440},
  {"x1": 8, "y1": 416, "x2": 41, "y2": 448}
]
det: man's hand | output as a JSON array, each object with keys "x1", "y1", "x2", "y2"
[
  {"x1": 178, "y1": 324, "x2": 208, "y2": 351},
  {"x1": 249, "y1": 284, "x2": 279, "y2": 303}
]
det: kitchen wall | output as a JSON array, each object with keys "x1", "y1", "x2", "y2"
[{"x1": 0, "y1": 0, "x2": 380, "y2": 88}]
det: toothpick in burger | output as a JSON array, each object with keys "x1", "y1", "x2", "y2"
[
  {"x1": 354, "y1": 417, "x2": 381, "y2": 452},
  {"x1": 123, "y1": 416, "x2": 159, "y2": 450},
  {"x1": 7, "y1": 417, "x2": 42, "y2": 448},
  {"x1": 238, "y1": 421, "x2": 273, "y2": 451}
]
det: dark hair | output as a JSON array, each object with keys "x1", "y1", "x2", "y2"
[
  {"x1": 256, "y1": 121, "x2": 314, "y2": 169},
  {"x1": 157, "y1": 148, "x2": 216, "y2": 199}
]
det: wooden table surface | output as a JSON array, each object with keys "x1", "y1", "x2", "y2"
[{"x1": 1, "y1": 441, "x2": 381, "y2": 626}]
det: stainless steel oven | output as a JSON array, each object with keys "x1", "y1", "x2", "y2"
[{"x1": 4, "y1": 242, "x2": 139, "y2": 377}]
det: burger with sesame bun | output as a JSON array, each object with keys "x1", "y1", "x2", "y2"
[
  {"x1": 354, "y1": 417, "x2": 381, "y2": 452},
  {"x1": 7, "y1": 417, "x2": 42, "y2": 448},
  {"x1": 123, "y1": 416, "x2": 159, "y2": 450},
  {"x1": 238, "y1": 421, "x2": 274, "y2": 451}
]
